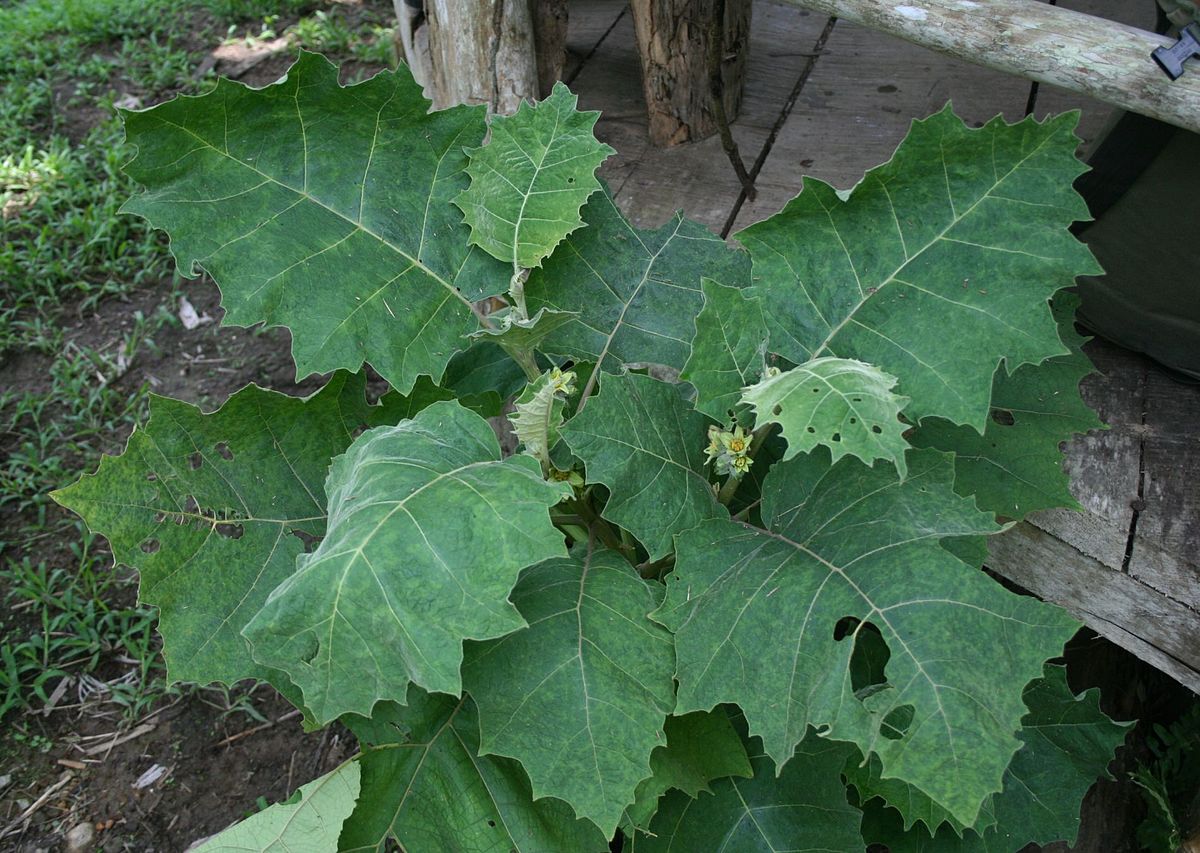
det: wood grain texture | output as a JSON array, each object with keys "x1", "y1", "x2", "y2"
[{"x1": 774, "y1": 0, "x2": 1200, "y2": 134}]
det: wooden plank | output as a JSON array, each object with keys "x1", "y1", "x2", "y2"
[
  {"x1": 1127, "y1": 366, "x2": 1200, "y2": 609},
  {"x1": 987, "y1": 522, "x2": 1200, "y2": 694},
  {"x1": 772, "y1": 0, "x2": 1200, "y2": 135}
]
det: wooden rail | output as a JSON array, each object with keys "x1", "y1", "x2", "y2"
[{"x1": 775, "y1": 0, "x2": 1200, "y2": 134}]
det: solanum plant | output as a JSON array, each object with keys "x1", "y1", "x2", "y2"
[{"x1": 56, "y1": 53, "x2": 1132, "y2": 851}]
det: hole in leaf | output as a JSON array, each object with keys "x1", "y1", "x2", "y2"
[
  {"x1": 812, "y1": 387, "x2": 820, "y2": 393},
  {"x1": 184, "y1": 495, "x2": 200, "y2": 514},
  {"x1": 852, "y1": 397, "x2": 862, "y2": 403},
  {"x1": 833, "y1": 616, "x2": 861, "y2": 641},
  {"x1": 567, "y1": 177, "x2": 575, "y2": 184},
  {"x1": 850, "y1": 622, "x2": 890, "y2": 694},
  {"x1": 290, "y1": 528, "x2": 322, "y2": 553},
  {"x1": 146, "y1": 471, "x2": 158, "y2": 482},
  {"x1": 991, "y1": 408, "x2": 1015, "y2": 426},
  {"x1": 831, "y1": 432, "x2": 841, "y2": 442},
  {"x1": 140, "y1": 538, "x2": 160, "y2": 554},
  {"x1": 189, "y1": 452, "x2": 203, "y2": 470},
  {"x1": 487, "y1": 820, "x2": 496, "y2": 828},
  {"x1": 300, "y1": 637, "x2": 320, "y2": 664},
  {"x1": 154, "y1": 512, "x2": 166, "y2": 523},
  {"x1": 806, "y1": 426, "x2": 816, "y2": 434},
  {"x1": 772, "y1": 404, "x2": 782, "y2": 416},
  {"x1": 215, "y1": 441, "x2": 234, "y2": 460},
  {"x1": 871, "y1": 425, "x2": 882, "y2": 434},
  {"x1": 880, "y1": 704, "x2": 914, "y2": 740},
  {"x1": 849, "y1": 417, "x2": 857, "y2": 424},
  {"x1": 352, "y1": 424, "x2": 369, "y2": 439},
  {"x1": 215, "y1": 522, "x2": 244, "y2": 540}
]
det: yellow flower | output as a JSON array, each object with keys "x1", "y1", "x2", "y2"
[
  {"x1": 731, "y1": 454, "x2": 753, "y2": 474},
  {"x1": 721, "y1": 425, "x2": 749, "y2": 455},
  {"x1": 549, "y1": 367, "x2": 576, "y2": 396}
]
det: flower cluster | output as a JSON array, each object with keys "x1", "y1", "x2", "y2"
[{"x1": 704, "y1": 424, "x2": 753, "y2": 478}]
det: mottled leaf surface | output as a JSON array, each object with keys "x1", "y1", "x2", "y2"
[
  {"x1": 736, "y1": 107, "x2": 1099, "y2": 428},
  {"x1": 624, "y1": 709, "x2": 753, "y2": 832},
  {"x1": 52, "y1": 373, "x2": 391, "y2": 688},
  {"x1": 198, "y1": 761, "x2": 360, "y2": 853},
  {"x1": 654, "y1": 449, "x2": 1079, "y2": 825},
  {"x1": 122, "y1": 51, "x2": 507, "y2": 393},
  {"x1": 628, "y1": 732, "x2": 862, "y2": 852},
  {"x1": 244, "y1": 401, "x2": 569, "y2": 723},
  {"x1": 526, "y1": 186, "x2": 750, "y2": 374},
  {"x1": 464, "y1": 547, "x2": 676, "y2": 833},
  {"x1": 341, "y1": 688, "x2": 607, "y2": 853},
  {"x1": 911, "y1": 293, "x2": 1103, "y2": 519},
  {"x1": 859, "y1": 665, "x2": 1129, "y2": 850},
  {"x1": 680, "y1": 279, "x2": 768, "y2": 421},
  {"x1": 743, "y1": 357, "x2": 910, "y2": 476},
  {"x1": 455, "y1": 83, "x2": 613, "y2": 269},
  {"x1": 561, "y1": 373, "x2": 724, "y2": 560}
]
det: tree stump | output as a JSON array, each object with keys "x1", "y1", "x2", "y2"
[
  {"x1": 631, "y1": 0, "x2": 753, "y2": 147},
  {"x1": 394, "y1": 0, "x2": 568, "y2": 113}
]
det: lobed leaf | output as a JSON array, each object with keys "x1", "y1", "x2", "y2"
[
  {"x1": 509, "y1": 368, "x2": 570, "y2": 471},
  {"x1": 122, "y1": 51, "x2": 507, "y2": 394},
  {"x1": 623, "y1": 709, "x2": 753, "y2": 832},
  {"x1": 561, "y1": 372, "x2": 725, "y2": 560},
  {"x1": 680, "y1": 279, "x2": 769, "y2": 422},
  {"x1": 911, "y1": 292, "x2": 1104, "y2": 519},
  {"x1": 463, "y1": 546, "x2": 676, "y2": 834},
  {"x1": 51, "y1": 372, "x2": 399, "y2": 689},
  {"x1": 197, "y1": 761, "x2": 360, "y2": 852},
  {"x1": 455, "y1": 82, "x2": 614, "y2": 269},
  {"x1": 742, "y1": 356, "x2": 911, "y2": 476},
  {"x1": 654, "y1": 448, "x2": 1080, "y2": 825},
  {"x1": 243, "y1": 401, "x2": 570, "y2": 723},
  {"x1": 341, "y1": 688, "x2": 608, "y2": 852},
  {"x1": 628, "y1": 731, "x2": 862, "y2": 852},
  {"x1": 526, "y1": 185, "x2": 750, "y2": 376},
  {"x1": 735, "y1": 107, "x2": 1100, "y2": 429}
]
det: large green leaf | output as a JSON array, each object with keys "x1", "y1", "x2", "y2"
[
  {"x1": 560, "y1": 372, "x2": 725, "y2": 560},
  {"x1": 654, "y1": 448, "x2": 1079, "y2": 825},
  {"x1": 911, "y1": 292, "x2": 1103, "y2": 519},
  {"x1": 463, "y1": 547, "x2": 676, "y2": 833},
  {"x1": 526, "y1": 185, "x2": 750, "y2": 375},
  {"x1": 859, "y1": 665, "x2": 1129, "y2": 851},
  {"x1": 52, "y1": 372, "x2": 397, "y2": 688},
  {"x1": 455, "y1": 82, "x2": 613, "y2": 270},
  {"x1": 680, "y1": 278, "x2": 768, "y2": 422},
  {"x1": 627, "y1": 731, "x2": 862, "y2": 852},
  {"x1": 742, "y1": 356, "x2": 911, "y2": 476},
  {"x1": 243, "y1": 400, "x2": 570, "y2": 723},
  {"x1": 735, "y1": 107, "x2": 1100, "y2": 429},
  {"x1": 122, "y1": 51, "x2": 507, "y2": 394},
  {"x1": 341, "y1": 688, "x2": 608, "y2": 853},
  {"x1": 624, "y1": 709, "x2": 753, "y2": 832},
  {"x1": 198, "y1": 761, "x2": 360, "y2": 852}
]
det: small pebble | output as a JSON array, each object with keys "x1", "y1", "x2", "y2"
[{"x1": 65, "y1": 821, "x2": 95, "y2": 853}]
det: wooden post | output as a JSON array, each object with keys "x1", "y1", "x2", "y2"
[
  {"x1": 773, "y1": 0, "x2": 1200, "y2": 135},
  {"x1": 631, "y1": 0, "x2": 753, "y2": 147},
  {"x1": 395, "y1": 0, "x2": 569, "y2": 113}
]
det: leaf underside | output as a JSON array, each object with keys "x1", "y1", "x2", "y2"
[
  {"x1": 464, "y1": 547, "x2": 676, "y2": 834},
  {"x1": 122, "y1": 51, "x2": 507, "y2": 394},
  {"x1": 735, "y1": 107, "x2": 1100, "y2": 429},
  {"x1": 243, "y1": 400, "x2": 569, "y2": 723}
]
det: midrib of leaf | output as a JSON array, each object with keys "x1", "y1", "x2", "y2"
[
  {"x1": 578, "y1": 216, "x2": 683, "y2": 406},
  {"x1": 511, "y1": 106, "x2": 562, "y2": 272},
  {"x1": 372, "y1": 696, "x2": 467, "y2": 828},
  {"x1": 727, "y1": 778, "x2": 776, "y2": 853},
  {"x1": 149, "y1": 114, "x2": 475, "y2": 312},
  {"x1": 809, "y1": 129, "x2": 1061, "y2": 360}
]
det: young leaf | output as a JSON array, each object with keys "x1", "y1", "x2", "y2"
[
  {"x1": 454, "y1": 82, "x2": 614, "y2": 269},
  {"x1": 623, "y1": 709, "x2": 753, "y2": 832},
  {"x1": 654, "y1": 449, "x2": 1080, "y2": 826},
  {"x1": 509, "y1": 368, "x2": 574, "y2": 471},
  {"x1": 910, "y1": 292, "x2": 1104, "y2": 519},
  {"x1": 627, "y1": 732, "x2": 862, "y2": 852},
  {"x1": 197, "y1": 761, "x2": 360, "y2": 852},
  {"x1": 742, "y1": 356, "x2": 911, "y2": 476},
  {"x1": 51, "y1": 372, "x2": 391, "y2": 689},
  {"x1": 243, "y1": 401, "x2": 570, "y2": 723},
  {"x1": 468, "y1": 306, "x2": 579, "y2": 352},
  {"x1": 121, "y1": 51, "x2": 507, "y2": 394},
  {"x1": 440, "y1": 340, "x2": 532, "y2": 417},
  {"x1": 526, "y1": 185, "x2": 750, "y2": 376},
  {"x1": 341, "y1": 688, "x2": 608, "y2": 853},
  {"x1": 858, "y1": 664, "x2": 1130, "y2": 850},
  {"x1": 680, "y1": 279, "x2": 769, "y2": 422},
  {"x1": 735, "y1": 107, "x2": 1100, "y2": 429},
  {"x1": 463, "y1": 547, "x2": 676, "y2": 834},
  {"x1": 560, "y1": 372, "x2": 725, "y2": 560}
]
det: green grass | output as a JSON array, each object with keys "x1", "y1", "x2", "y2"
[{"x1": 0, "y1": 0, "x2": 395, "y2": 724}]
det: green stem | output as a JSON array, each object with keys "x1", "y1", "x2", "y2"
[
  {"x1": 568, "y1": 496, "x2": 630, "y2": 561},
  {"x1": 509, "y1": 268, "x2": 528, "y2": 320},
  {"x1": 502, "y1": 342, "x2": 543, "y2": 383}
]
